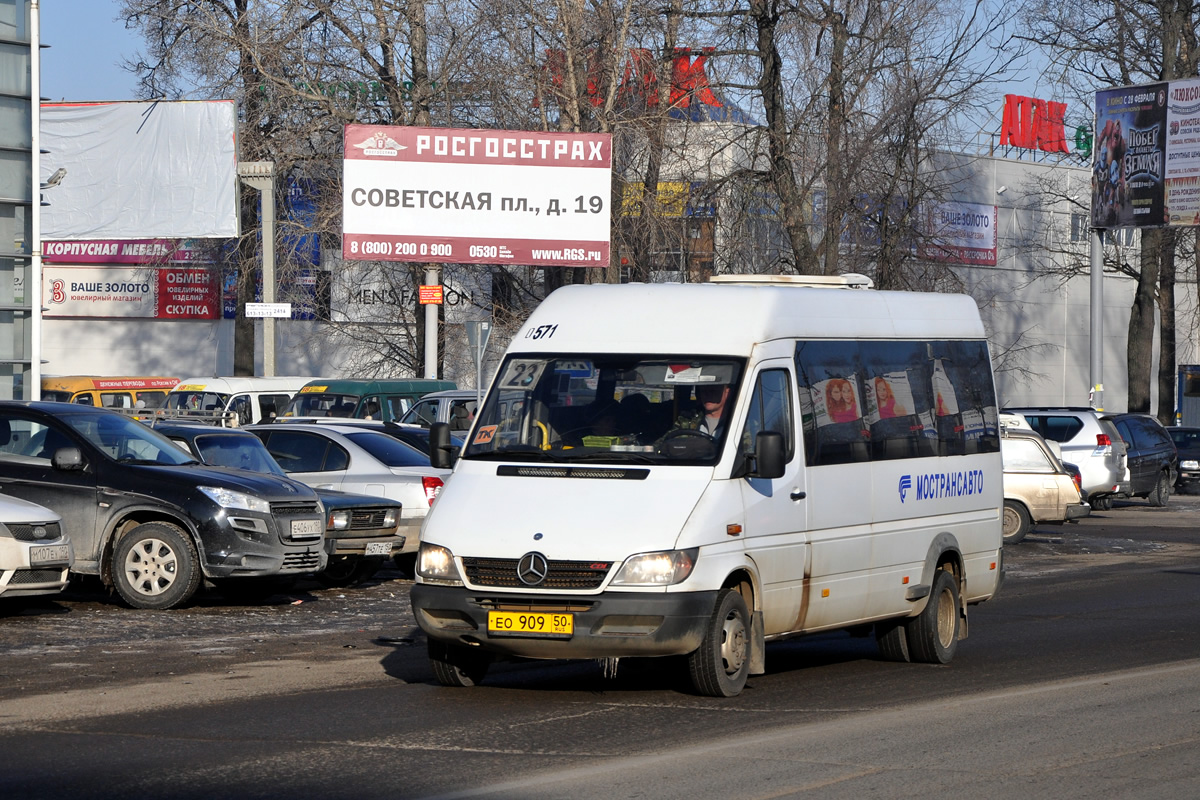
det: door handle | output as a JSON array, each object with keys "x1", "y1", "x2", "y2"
[{"x1": 790, "y1": 489, "x2": 806, "y2": 501}]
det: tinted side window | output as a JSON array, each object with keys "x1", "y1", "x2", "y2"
[
  {"x1": 259, "y1": 430, "x2": 333, "y2": 472},
  {"x1": 795, "y1": 339, "x2": 997, "y2": 466},
  {"x1": 1112, "y1": 419, "x2": 1134, "y2": 448},
  {"x1": 1027, "y1": 415, "x2": 1085, "y2": 444}
]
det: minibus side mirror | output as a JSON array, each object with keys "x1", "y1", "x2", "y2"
[
  {"x1": 52, "y1": 447, "x2": 84, "y2": 471},
  {"x1": 752, "y1": 431, "x2": 785, "y2": 479},
  {"x1": 429, "y1": 422, "x2": 456, "y2": 469}
]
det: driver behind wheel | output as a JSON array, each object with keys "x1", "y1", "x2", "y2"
[{"x1": 666, "y1": 381, "x2": 731, "y2": 440}]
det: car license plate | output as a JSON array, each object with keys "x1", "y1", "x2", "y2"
[
  {"x1": 291, "y1": 519, "x2": 322, "y2": 536},
  {"x1": 364, "y1": 541, "x2": 393, "y2": 556},
  {"x1": 488, "y1": 611, "x2": 573, "y2": 637},
  {"x1": 29, "y1": 544, "x2": 70, "y2": 566}
]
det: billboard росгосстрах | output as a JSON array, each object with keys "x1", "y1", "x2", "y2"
[{"x1": 341, "y1": 125, "x2": 612, "y2": 267}]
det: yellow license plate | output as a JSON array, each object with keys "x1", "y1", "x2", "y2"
[{"x1": 487, "y1": 611, "x2": 573, "y2": 636}]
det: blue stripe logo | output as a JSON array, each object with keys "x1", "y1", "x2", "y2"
[{"x1": 898, "y1": 475, "x2": 912, "y2": 502}]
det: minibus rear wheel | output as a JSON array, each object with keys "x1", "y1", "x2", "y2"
[
  {"x1": 688, "y1": 588, "x2": 750, "y2": 697},
  {"x1": 428, "y1": 639, "x2": 492, "y2": 687},
  {"x1": 903, "y1": 568, "x2": 960, "y2": 664}
]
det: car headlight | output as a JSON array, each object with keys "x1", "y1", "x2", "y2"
[
  {"x1": 199, "y1": 486, "x2": 271, "y2": 514},
  {"x1": 383, "y1": 508, "x2": 400, "y2": 528},
  {"x1": 1181, "y1": 459, "x2": 1199, "y2": 470},
  {"x1": 417, "y1": 542, "x2": 462, "y2": 585},
  {"x1": 611, "y1": 548, "x2": 698, "y2": 586},
  {"x1": 327, "y1": 510, "x2": 351, "y2": 530}
]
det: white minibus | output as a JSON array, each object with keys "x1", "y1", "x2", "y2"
[
  {"x1": 164, "y1": 377, "x2": 314, "y2": 426},
  {"x1": 412, "y1": 275, "x2": 1004, "y2": 696}
]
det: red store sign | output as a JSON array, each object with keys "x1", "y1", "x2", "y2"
[{"x1": 1000, "y1": 94, "x2": 1069, "y2": 153}]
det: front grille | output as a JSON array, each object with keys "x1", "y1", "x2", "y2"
[
  {"x1": 462, "y1": 557, "x2": 610, "y2": 590},
  {"x1": 271, "y1": 501, "x2": 321, "y2": 515},
  {"x1": 279, "y1": 551, "x2": 323, "y2": 572},
  {"x1": 8, "y1": 568, "x2": 66, "y2": 585},
  {"x1": 350, "y1": 509, "x2": 391, "y2": 529},
  {"x1": 7, "y1": 523, "x2": 62, "y2": 542}
]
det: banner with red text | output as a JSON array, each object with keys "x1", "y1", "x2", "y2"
[{"x1": 44, "y1": 266, "x2": 221, "y2": 319}]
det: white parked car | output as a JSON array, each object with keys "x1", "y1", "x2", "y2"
[
  {"x1": 247, "y1": 422, "x2": 452, "y2": 567},
  {"x1": 0, "y1": 494, "x2": 73, "y2": 599}
]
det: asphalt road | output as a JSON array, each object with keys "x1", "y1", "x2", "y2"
[{"x1": 1, "y1": 496, "x2": 1199, "y2": 799}]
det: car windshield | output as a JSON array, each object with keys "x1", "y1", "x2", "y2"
[
  {"x1": 344, "y1": 431, "x2": 430, "y2": 467},
  {"x1": 193, "y1": 434, "x2": 287, "y2": 475},
  {"x1": 63, "y1": 413, "x2": 197, "y2": 465},
  {"x1": 1169, "y1": 429, "x2": 1200, "y2": 448},
  {"x1": 285, "y1": 393, "x2": 361, "y2": 418},
  {"x1": 463, "y1": 354, "x2": 744, "y2": 465}
]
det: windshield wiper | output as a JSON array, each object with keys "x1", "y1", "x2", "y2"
[
  {"x1": 565, "y1": 451, "x2": 661, "y2": 464},
  {"x1": 468, "y1": 447, "x2": 567, "y2": 463}
]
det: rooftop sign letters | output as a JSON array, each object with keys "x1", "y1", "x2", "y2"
[{"x1": 1000, "y1": 95, "x2": 1069, "y2": 153}]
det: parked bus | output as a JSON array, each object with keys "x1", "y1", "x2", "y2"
[
  {"x1": 282, "y1": 378, "x2": 456, "y2": 423},
  {"x1": 41, "y1": 376, "x2": 180, "y2": 409},
  {"x1": 163, "y1": 377, "x2": 314, "y2": 426},
  {"x1": 413, "y1": 275, "x2": 1004, "y2": 696}
]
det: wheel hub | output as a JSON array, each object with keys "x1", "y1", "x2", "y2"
[{"x1": 720, "y1": 611, "x2": 747, "y2": 675}]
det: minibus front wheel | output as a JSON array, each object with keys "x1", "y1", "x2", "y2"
[
  {"x1": 429, "y1": 639, "x2": 492, "y2": 687},
  {"x1": 688, "y1": 588, "x2": 750, "y2": 697}
]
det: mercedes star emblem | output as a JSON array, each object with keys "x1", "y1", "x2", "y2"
[{"x1": 517, "y1": 551, "x2": 549, "y2": 586}]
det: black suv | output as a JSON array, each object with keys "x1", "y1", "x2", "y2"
[
  {"x1": 1102, "y1": 413, "x2": 1178, "y2": 506},
  {"x1": 0, "y1": 402, "x2": 326, "y2": 608}
]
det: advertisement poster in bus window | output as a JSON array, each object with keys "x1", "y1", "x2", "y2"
[
  {"x1": 813, "y1": 376, "x2": 861, "y2": 425},
  {"x1": 932, "y1": 360, "x2": 959, "y2": 417},
  {"x1": 866, "y1": 371, "x2": 915, "y2": 423}
]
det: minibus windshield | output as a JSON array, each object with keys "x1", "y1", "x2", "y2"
[
  {"x1": 165, "y1": 391, "x2": 230, "y2": 412},
  {"x1": 464, "y1": 355, "x2": 744, "y2": 465}
]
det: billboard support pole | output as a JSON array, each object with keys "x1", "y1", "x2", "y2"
[
  {"x1": 425, "y1": 266, "x2": 439, "y2": 379},
  {"x1": 1089, "y1": 227, "x2": 1104, "y2": 410},
  {"x1": 239, "y1": 162, "x2": 277, "y2": 377}
]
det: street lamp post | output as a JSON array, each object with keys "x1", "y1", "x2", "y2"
[{"x1": 238, "y1": 161, "x2": 276, "y2": 376}]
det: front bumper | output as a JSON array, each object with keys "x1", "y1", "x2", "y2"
[
  {"x1": 196, "y1": 508, "x2": 326, "y2": 578},
  {"x1": 411, "y1": 583, "x2": 719, "y2": 659}
]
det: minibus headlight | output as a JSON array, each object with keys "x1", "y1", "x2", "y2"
[
  {"x1": 611, "y1": 548, "x2": 699, "y2": 586},
  {"x1": 417, "y1": 543, "x2": 462, "y2": 585}
]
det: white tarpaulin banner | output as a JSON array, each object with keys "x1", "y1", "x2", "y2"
[
  {"x1": 41, "y1": 101, "x2": 238, "y2": 239},
  {"x1": 342, "y1": 125, "x2": 611, "y2": 267}
]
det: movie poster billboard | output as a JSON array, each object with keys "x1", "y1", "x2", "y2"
[
  {"x1": 1092, "y1": 84, "x2": 1167, "y2": 228},
  {"x1": 1165, "y1": 78, "x2": 1200, "y2": 225}
]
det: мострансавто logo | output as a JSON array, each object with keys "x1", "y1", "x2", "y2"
[{"x1": 898, "y1": 470, "x2": 984, "y2": 503}]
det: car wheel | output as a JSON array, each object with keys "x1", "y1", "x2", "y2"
[
  {"x1": 1002, "y1": 500, "x2": 1031, "y2": 545},
  {"x1": 687, "y1": 588, "x2": 751, "y2": 697},
  {"x1": 112, "y1": 522, "x2": 201, "y2": 610},
  {"x1": 1149, "y1": 471, "x2": 1172, "y2": 507},
  {"x1": 317, "y1": 555, "x2": 383, "y2": 588},
  {"x1": 1091, "y1": 494, "x2": 1113, "y2": 511},
  {"x1": 428, "y1": 639, "x2": 491, "y2": 687},
  {"x1": 903, "y1": 568, "x2": 960, "y2": 664},
  {"x1": 875, "y1": 619, "x2": 911, "y2": 662}
]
